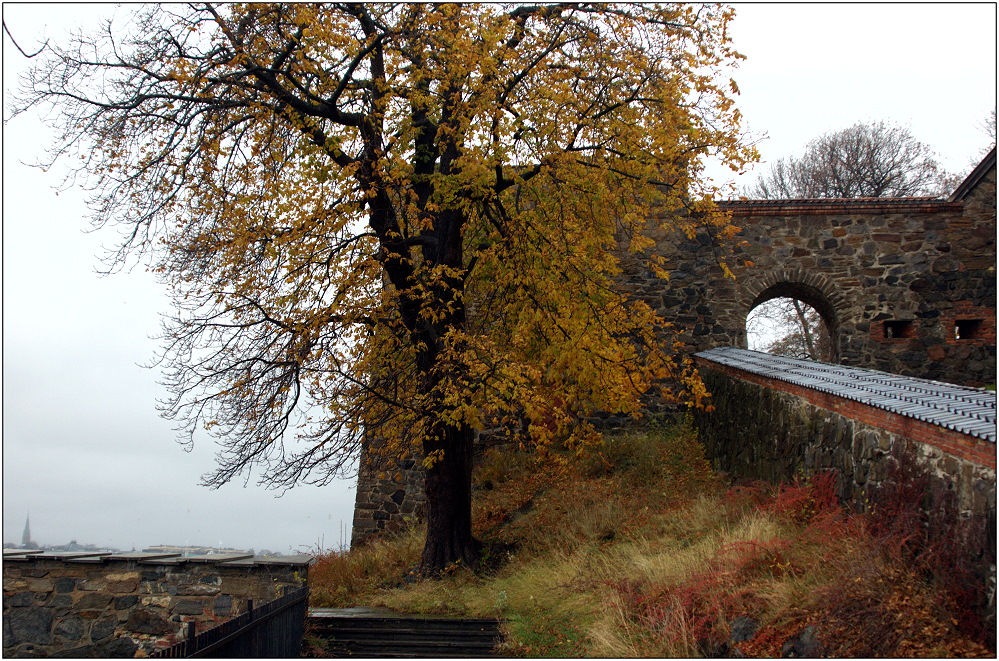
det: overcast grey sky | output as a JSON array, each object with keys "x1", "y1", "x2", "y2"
[{"x1": 3, "y1": 3, "x2": 996, "y2": 553}]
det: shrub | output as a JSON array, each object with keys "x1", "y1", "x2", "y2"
[
  {"x1": 308, "y1": 527, "x2": 423, "y2": 608},
  {"x1": 579, "y1": 415, "x2": 721, "y2": 499}
]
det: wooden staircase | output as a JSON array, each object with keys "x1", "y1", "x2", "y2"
[{"x1": 307, "y1": 608, "x2": 504, "y2": 658}]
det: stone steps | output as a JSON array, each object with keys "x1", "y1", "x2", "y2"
[{"x1": 307, "y1": 608, "x2": 504, "y2": 658}]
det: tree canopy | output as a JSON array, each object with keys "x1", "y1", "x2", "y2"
[
  {"x1": 12, "y1": 3, "x2": 755, "y2": 571},
  {"x1": 747, "y1": 120, "x2": 959, "y2": 199}
]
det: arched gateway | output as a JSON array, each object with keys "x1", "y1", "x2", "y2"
[{"x1": 621, "y1": 147, "x2": 996, "y2": 386}]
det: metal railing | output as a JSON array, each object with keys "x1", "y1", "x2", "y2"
[{"x1": 152, "y1": 586, "x2": 308, "y2": 658}]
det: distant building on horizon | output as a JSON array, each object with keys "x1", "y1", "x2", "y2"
[
  {"x1": 3, "y1": 518, "x2": 119, "y2": 553},
  {"x1": 19, "y1": 514, "x2": 38, "y2": 550},
  {"x1": 142, "y1": 544, "x2": 249, "y2": 557},
  {"x1": 45, "y1": 540, "x2": 119, "y2": 553}
]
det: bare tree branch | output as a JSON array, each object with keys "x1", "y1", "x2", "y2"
[
  {"x1": 747, "y1": 121, "x2": 959, "y2": 199},
  {"x1": 3, "y1": 20, "x2": 48, "y2": 58}
]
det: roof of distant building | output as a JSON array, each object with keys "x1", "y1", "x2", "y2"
[{"x1": 949, "y1": 146, "x2": 996, "y2": 202}]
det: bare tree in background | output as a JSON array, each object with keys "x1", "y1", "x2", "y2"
[
  {"x1": 979, "y1": 109, "x2": 996, "y2": 152},
  {"x1": 747, "y1": 298, "x2": 832, "y2": 361},
  {"x1": 747, "y1": 120, "x2": 960, "y2": 199}
]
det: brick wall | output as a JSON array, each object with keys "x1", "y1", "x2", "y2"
[{"x1": 2, "y1": 553, "x2": 308, "y2": 658}]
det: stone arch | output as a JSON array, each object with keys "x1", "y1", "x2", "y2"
[{"x1": 737, "y1": 269, "x2": 848, "y2": 361}]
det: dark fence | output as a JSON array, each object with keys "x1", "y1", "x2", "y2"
[{"x1": 152, "y1": 586, "x2": 309, "y2": 658}]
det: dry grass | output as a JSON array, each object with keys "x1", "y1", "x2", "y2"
[
  {"x1": 308, "y1": 526, "x2": 423, "y2": 608},
  {"x1": 308, "y1": 417, "x2": 994, "y2": 657}
]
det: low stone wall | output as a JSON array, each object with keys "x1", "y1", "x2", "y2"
[
  {"x1": 2, "y1": 552, "x2": 309, "y2": 658},
  {"x1": 693, "y1": 362, "x2": 996, "y2": 516}
]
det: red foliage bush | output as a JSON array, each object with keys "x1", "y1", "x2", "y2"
[
  {"x1": 721, "y1": 480, "x2": 769, "y2": 509},
  {"x1": 607, "y1": 463, "x2": 995, "y2": 656},
  {"x1": 763, "y1": 471, "x2": 839, "y2": 524},
  {"x1": 866, "y1": 443, "x2": 994, "y2": 649}
]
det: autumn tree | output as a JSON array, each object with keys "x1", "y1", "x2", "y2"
[
  {"x1": 747, "y1": 120, "x2": 959, "y2": 199},
  {"x1": 11, "y1": 3, "x2": 754, "y2": 572}
]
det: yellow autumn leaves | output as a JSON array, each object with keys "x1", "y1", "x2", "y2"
[{"x1": 21, "y1": 3, "x2": 754, "y2": 485}]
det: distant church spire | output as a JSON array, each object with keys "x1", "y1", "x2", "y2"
[{"x1": 22, "y1": 513, "x2": 32, "y2": 547}]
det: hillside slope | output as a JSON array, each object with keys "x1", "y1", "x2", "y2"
[{"x1": 308, "y1": 419, "x2": 993, "y2": 657}]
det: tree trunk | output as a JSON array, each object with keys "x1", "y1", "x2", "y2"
[
  {"x1": 793, "y1": 299, "x2": 818, "y2": 360},
  {"x1": 420, "y1": 422, "x2": 479, "y2": 573}
]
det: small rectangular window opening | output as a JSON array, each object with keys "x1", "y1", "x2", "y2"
[
  {"x1": 955, "y1": 319, "x2": 984, "y2": 340},
  {"x1": 884, "y1": 320, "x2": 914, "y2": 339}
]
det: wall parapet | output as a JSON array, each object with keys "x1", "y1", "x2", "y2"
[
  {"x1": 718, "y1": 197, "x2": 963, "y2": 217},
  {"x1": 2, "y1": 550, "x2": 309, "y2": 658},
  {"x1": 696, "y1": 347, "x2": 996, "y2": 447},
  {"x1": 693, "y1": 348, "x2": 996, "y2": 514}
]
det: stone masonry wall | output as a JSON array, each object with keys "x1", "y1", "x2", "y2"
[
  {"x1": 2, "y1": 553, "x2": 308, "y2": 658},
  {"x1": 693, "y1": 361, "x2": 996, "y2": 516},
  {"x1": 351, "y1": 429, "x2": 517, "y2": 546},
  {"x1": 351, "y1": 440, "x2": 427, "y2": 543},
  {"x1": 618, "y1": 157, "x2": 996, "y2": 386}
]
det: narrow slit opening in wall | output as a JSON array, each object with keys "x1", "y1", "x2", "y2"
[
  {"x1": 955, "y1": 319, "x2": 984, "y2": 340},
  {"x1": 884, "y1": 320, "x2": 914, "y2": 339}
]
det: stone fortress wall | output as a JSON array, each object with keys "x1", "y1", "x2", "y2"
[
  {"x1": 351, "y1": 453, "x2": 427, "y2": 543},
  {"x1": 351, "y1": 149, "x2": 997, "y2": 546},
  {"x1": 693, "y1": 351, "x2": 996, "y2": 517},
  {"x1": 2, "y1": 551, "x2": 308, "y2": 657},
  {"x1": 692, "y1": 349, "x2": 996, "y2": 623},
  {"x1": 618, "y1": 148, "x2": 996, "y2": 386}
]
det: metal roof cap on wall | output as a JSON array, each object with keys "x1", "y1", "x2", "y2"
[{"x1": 695, "y1": 347, "x2": 997, "y2": 444}]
